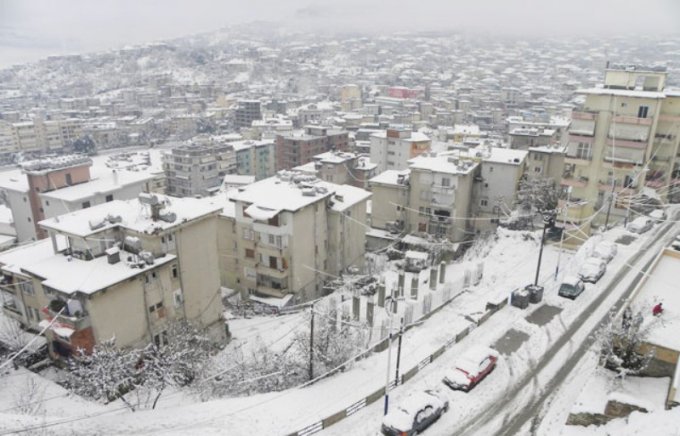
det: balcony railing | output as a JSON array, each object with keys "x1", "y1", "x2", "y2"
[
  {"x1": 606, "y1": 137, "x2": 647, "y2": 149},
  {"x1": 613, "y1": 115, "x2": 653, "y2": 126},
  {"x1": 572, "y1": 111, "x2": 597, "y2": 121},
  {"x1": 43, "y1": 307, "x2": 90, "y2": 332}
]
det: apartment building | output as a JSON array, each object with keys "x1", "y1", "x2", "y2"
[
  {"x1": 369, "y1": 127, "x2": 431, "y2": 173},
  {"x1": 295, "y1": 151, "x2": 378, "y2": 190},
  {"x1": 275, "y1": 126, "x2": 349, "y2": 171},
  {"x1": 0, "y1": 118, "x2": 83, "y2": 161},
  {"x1": 563, "y1": 65, "x2": 680, "y2": 228},
  {"x1": 0, "y1": 193, "x2": 225, "y2": 360},
  {"x1": 526, "y1": 145, "x2": 566, "y2": 182},
  {"x1": 0, "y1": 155, "x2": 152, "y2": 242},
  {"x1": 474, "y1": 147, "x2": 528, "y2": 222},
  {"x1": 164, "y1": 140, "x2": 236, "y2": 197},
  {"x1": 218, "y1": 171, "x2": 370, "y2": 303},
  {"x1": 231, "y1": 139, "x2": 277, "y2": 180},
  {"x1": 234, "y1": 100, "x2": 262, "y2": 130}
]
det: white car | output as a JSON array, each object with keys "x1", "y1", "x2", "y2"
[
  {"x1": 649, "y1": 209, "x2": 666, "y2": 221},
  {"x1": 579, "y1": 257, "x2": 607, "y2": 283},
  {"x1": 442, "y1": 346, "x2": 499, "y2": 392},
  {"x1": 627, "y1": 217, "x2": 654, "y2": 234},
  {"x1": 592, "y1": 241, "x2": 617, "y2": 263},
  {"x1": 381, "y1": 390, "x2": 449, "y2": 436}
]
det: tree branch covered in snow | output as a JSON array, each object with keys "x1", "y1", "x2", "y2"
[{"x1": 598, "y1": 305, "x2": 657, "y2": 379}]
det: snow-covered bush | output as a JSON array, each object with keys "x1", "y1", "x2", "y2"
[{"x1": 599, "y1": 306, "x2": 657, "y2": 379}]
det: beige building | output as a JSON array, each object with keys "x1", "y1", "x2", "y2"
[
  {"x1": 369, "y1": 127, "x2": 431, "y2": 173},
  {"x1": 294, "y1": 151, "x2": 378, "y2": 190},
  {"x1": 218, "y1": 171, "x2": 371, "y2": 303},
  {"x1": 526, "y1": 145, "x2": 567, "y2": 183},
  {"x1": 563, "y1": 65, "x2": 680, "y2": 229},
  {"x1": 0, "y1": 193, "x2": 226, "y2": 360}
]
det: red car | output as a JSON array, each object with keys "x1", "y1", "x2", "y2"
[{"x1": 442, "y1": 347, "x2": 499, "y2": 392}]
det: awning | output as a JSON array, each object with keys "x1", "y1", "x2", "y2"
[
  {"x1": 245, "y1": 204, "x2": 281, "y2": 221},
  {"x1": 53, "y1": 326, "x2": 75, "y2": 338}
]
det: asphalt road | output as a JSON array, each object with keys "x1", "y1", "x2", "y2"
[{"x1": 451, "y1": 216, "x2": 679, "y2": 436}]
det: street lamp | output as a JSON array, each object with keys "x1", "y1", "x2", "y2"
[
  {"x1": 383, "y1": 289, "x2": 405, "y2": 416},
  {"x1": 534, "y1": 211, "x2": 556, "y2": 286}
]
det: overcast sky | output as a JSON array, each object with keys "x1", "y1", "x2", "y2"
[{"x1": 1, "y1": 0, "x2": 679, "y2": 66}]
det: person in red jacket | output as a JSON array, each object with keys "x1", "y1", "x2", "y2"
[{"x1": 652, "y1": 302, "x2": 664, "y2": 316}]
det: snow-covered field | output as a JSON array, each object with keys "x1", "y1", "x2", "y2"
[{"x1": 0, "y1": 219, "x2": 676, "y2": 436}]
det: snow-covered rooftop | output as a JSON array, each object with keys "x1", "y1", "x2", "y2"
[
  {"x1": 408, "y1": 152, "x2": 479, "y2": 175},
  {"x1": 231, "y1": 171, "x2": 370, "y2": 213},
  {"x1": 369, "y1": 169, "x2": 410, "y2": 187},
  {"x1": 0, "y1": 238, "x2": 65, "y2": 276},
  {"x1": 577, "y1": 87, "x2": 666, "y2": 99},
  {"x1": 39, "y1": 194, "x2": 222, "y2": 238},
  {"x1": 40, "y1": 170, "x2": 152, "y2": 202},
  {"x1": 22, "y1": 247, "x2": 176, "y2": 295},
  {"x1": 480, "y1": 147, "x2": 528, "y2": 165}
]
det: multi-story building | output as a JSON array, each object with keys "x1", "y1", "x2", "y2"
[
  {"x1": 526, "y1": 145, "x2": 566, "y2": 183},
  {"x1": 0, "y1": 155, "x2": 153, "y2": 242},
  {"x1": 295, "y1": 151, "x2": 378, "y2": 190},
  {"x1": 563, "y1": 65, "x2": 680, "y2": 228},
  {"x1": 275, "y1": 126, "x2": 349, "y2": 171},
  {"x1": 218, "y1": 171, "x2": 370, "y2": 303},
  {"x1": 164, "y1": 140, "x2": 236, "y2": 197},
  {"x1": 231, "y1": 139, "x2": 277, "y2": 180},
  {"x1": 473, "y1": 147, "x2": 528, "y2": 223},
  {"x1": 234, "y1": 100, "x2": 262, "y2": 130},
  {"x1": 369, "y1": 127, "x2": 431, "y2": 173},
  {"x1": 0, "y1": 193, "x2": 226, "y2": 360}
]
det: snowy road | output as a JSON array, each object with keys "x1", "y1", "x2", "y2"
[{"x1": 461, "y1": 216, "x2": 680, "y2": 436}]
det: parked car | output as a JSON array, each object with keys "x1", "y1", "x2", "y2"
[
  {"x1": 381, "y1": 390, "x2": 449, "y2": 436},
  {"x1": 592, "y1": 241, "x2": 617, "y2": 263},
  {"x1": 649, "y1": 209, "x2": 666, "y2": 221},
  {"x1": 671, "y1": 234, "x2": 680, "y2": 251},
  {"x1": 627, "y1": 217, "x2": 654, "y2": 234},
  {"x1": 578, "y1": 257, "x2": 607, "y2": 283},
  {"x1": 442, "y1": 347, "x2": 499, "y2": 392},
  {"x1": 558, "y1": 276, "x2": 586, "y2": 299}
]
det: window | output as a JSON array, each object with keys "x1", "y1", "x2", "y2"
[
  {"x1": 276, "y1": 236, "x2": 283, "y2": 248},
  {"x1": 489, "y1": 166, "x2": 494, "y2": 172},
  {"x1": 441, "y1": 177, "x2": 450, "y2": 187},
  {"x1": 481, "y1": 199, "x2": 489, "y2": 207},
  {"x1": 148, "y1": 302, "x2": 163, "y2": 313},
  {"x1": 81, "y1": 201, "x2": 91, "y2": 209},
  {"x1": 576, "y1": 142, "x2": 591, "y2": 160},
  {"x1": 65, "y1": 174, "x2": 72, "y2": 185},
  {"x1": 637, "y1": 105, "x2": 649, "y2": 119},
  {"x1": 105, "y1": 194, "x2": 114, "y2": 202},
  {"x1": 243, "y1": 229, "x2": 254, "y2": 240},
  {"x1": 172, "y1": 264, "x2": 178, "y2": 278},
  {"x1": 153, "y1": 331, "x2": 168, "y2": 347},
  {"x1": 269, "y1": 256, "x2": 277, "y2": 269},
  {"x1": 268, "y1": 234, "x2": 275, "y2": 245},
  {"x1": 534, "y1": 166, "x2": 542, "y2": 173},
  {"x1": 27, "y1": 217, "x2": 31, "y2": 222},
  {"x1": 245, "y1": 248, "x2": 255, "y2": 259},
  {"x1": 19, "y1": 281, "x2": 35, "y2": 295}
]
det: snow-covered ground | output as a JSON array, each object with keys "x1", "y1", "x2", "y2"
[{"x1": 0, "y1": 219, "x2": 675, "y2": 435}]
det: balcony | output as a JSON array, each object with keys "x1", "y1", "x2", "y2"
[
  {"x1": 2, "y1": 301, "x2": 24, "y2": 323},
  {"x1": 43, "y1": 305, "x2": 91, "y2": 332},
  {"x1": 613, "y1": 115, "x2": 653, "y2": 126},
  {"x1": 561, "y1": 175, "x2": 589, "y2": 188},
  {"x1": 256, "y1": 263, "x2": 289, "y2": 279},
  {"x1": 568, "y1": 133, "x2": 595, "y2": 142}
]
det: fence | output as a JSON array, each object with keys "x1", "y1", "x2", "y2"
[{"x1": 286, "y1": 280, "x2": 507, "y2": 436}]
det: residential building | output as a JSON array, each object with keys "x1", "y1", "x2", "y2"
[
  {"x1": 275, "y1": 126, "x2": 349, "y2": 171},
  {"x1": 0, "y1": 193, "x2": 226, "y2": 360},
  {"x1": 217, "y1": 171, "x2": 370, "y2": 303},
  {"x1": 0, "y1": 155, "x2": 153, "y2": 242},
  {"x1": 474, "y1": 147, "x2": 528, "y2": 222},
  {"x1": 164, "y1": 140, "x2": 236, "y2": 197},
  {"x1": 563, "y1": 65, "x2": 680, "y2": 229},
  {"x1": 526, "y1": 145, "x2": 567, "y2": 182},
  {"x1": 231, "y1": 139, "x2": 277, "y2": 180},
  {"x1": 294, "y1": 151, "x2": 378, "y2": 189},
  {"x1": 234, "y1": 100, "x2": 262, "y2": 130},
  {"x1": 369, "y1": 127, "x2": 431, "y2": 173}
]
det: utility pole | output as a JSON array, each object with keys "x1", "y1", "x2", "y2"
[
  {"x1": 309, "y1": 303, "x2": 315, "y2": 381},
  {"x1": 394, "y1": 317, "x2": 404, "y2": 386},
  {"x1": 555, "y1": 187, "x2": 572, "y2": 280},
  {"x1": 604, "y1": 180, "x2": 617, "y2": 230},
  {"x1": 383, "y1": 312, "x2": 394, "y2": 416},
  {"x1": 534, "y1": 213, "x2": 552, "y2": 286}
]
